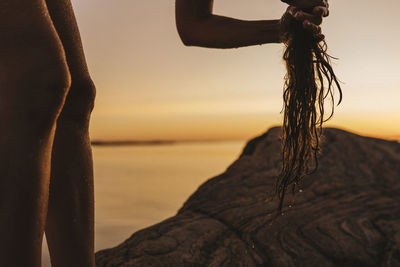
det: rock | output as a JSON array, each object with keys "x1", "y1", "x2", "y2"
[{"x1": 95, "y1": 127, "x2": 400, "y2": 267}]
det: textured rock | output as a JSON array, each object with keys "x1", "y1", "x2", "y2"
[{"x1": 96, "y1": 127, "x2": 400, "y2": 267}]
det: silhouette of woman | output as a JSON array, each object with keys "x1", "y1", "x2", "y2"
[{"x1": 0, "y1": 1, "x2": 95, "y2": 266}]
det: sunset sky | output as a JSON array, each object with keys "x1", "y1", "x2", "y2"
[{"x1": 71, "y1": 0, "x2": 400, "y2": 141}]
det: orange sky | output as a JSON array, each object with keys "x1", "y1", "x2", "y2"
[{"x1": 71, "y1": 0, "x2": 400, "y2": 141}]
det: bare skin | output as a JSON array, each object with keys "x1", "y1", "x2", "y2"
[
  {"x1": 175, "y1": 0, "x2": 329, "y2": 48},
  {"x1": 0, "y1": 0, "x2": 95, "y2": 266},
  {"x1": 44, "y1": 0, "x2": 96, "y2": 266},
  {"x1": 0, "y1": 0, "x2": 328, "y2": 266}
]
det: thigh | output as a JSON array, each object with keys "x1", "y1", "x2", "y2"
[
  {"x1": 0, "y1": 0, "x2": 61, "y2": 53},
  {"x1": 0, "y1": 0, "x2": 70, "y2": 122},
  {"x1": 45, "y1": 0, "x2": 90, "y2": 80}
]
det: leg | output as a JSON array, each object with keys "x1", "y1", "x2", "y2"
[
  {"x1": 0, "y1": 1, "x2": 71, "y2": 266},
  {"x1": 44, "y1": 1, "x2": 96, "y2": 266}
]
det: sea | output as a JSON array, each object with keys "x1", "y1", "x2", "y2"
[{"x1": 41, "y1": 140, "x2": 245, "y2": 267}]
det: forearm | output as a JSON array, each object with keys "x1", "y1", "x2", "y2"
[
  {"x1": 178, "y1": 15, "x2": 281, "y2": 48},
  {"x1": 175, "y1": 0, "x2": 282, "y2": 49}
]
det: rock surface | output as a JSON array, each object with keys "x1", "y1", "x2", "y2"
[{"x1": 95, "y1": 127, "x2": 400, "y2": 267}]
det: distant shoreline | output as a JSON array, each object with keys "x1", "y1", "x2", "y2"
[
  {"x1": 91, "y1": 140, "x2": 177, "y2": 146},
  {"x1": 91, "y1": 139, "x2": 245, "y2": 147},
  {"x1": 90, "y1": 132, "x2": 400, "y2": 147}
]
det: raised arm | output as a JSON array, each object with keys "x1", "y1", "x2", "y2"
[
  {"x1": 175, "y1": 0, "x2": 329, "y2": 49},
  {"x1": 175, "y1": 0, "x2": 281, "y2": 48}
]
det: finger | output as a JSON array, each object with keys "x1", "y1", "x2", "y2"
[
  {"x1": 294, "y1": 11, "x2": 323, "y2": 25},
  {"x1": 303, "y1": 21, "x2": 324, "y2": 41},
  {"x1": 286, "y1": 6, "x2": 299, "y2": 17},
  {"x1": 303, "y1": 20, "x2": 321, "y2": 35},
  {"x1": 284, "y1": 0, "x2": 325, "y2": 9},
  {"x1": 313, "y1": 6, "x2": 329, "y2": 17}
]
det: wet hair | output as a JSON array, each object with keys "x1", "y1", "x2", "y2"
[{"x1": 276, "y1": 12, "x2": 342, "y2": 211}]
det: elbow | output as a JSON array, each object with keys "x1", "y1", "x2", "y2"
[
  {"x1": 176, "y1": 13, "x2": 213, "y2": 47},
  {"x1": 175, "y1": 1, "x2": 204, "y2": 47},
  {"x1": 178, "y1": 33, "x2": 195, "y2": 47},
  {"x1": 175, "y1": 0, "x2": 213, "y2": 47},
  {"x1": 176, "y1": 21, "x2": 213, "y2": 47},
  {"x1": 179, "y1": 33, "x2": 193, "y2": 47},
  {"x1": 176, "y1": 20, "x2": 197, "y2": 47}
]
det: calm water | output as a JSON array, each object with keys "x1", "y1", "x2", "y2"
[{"x1": 42, "y1": 141, "x2": 245, "y2": 266}]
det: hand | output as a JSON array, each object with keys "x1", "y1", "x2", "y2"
[
  {"x1": 281, "y1": 0, "x2": 327, "y2": 10},
  {"x1": 283, "y1": 0, "x2": 329, "y2": 35}
]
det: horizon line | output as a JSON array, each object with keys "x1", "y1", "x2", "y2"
[
  {"x1": 91, "y1": 133, "x2": 400, "y2": 147},
  {"x1": 91, "y1": 138, "x2": 247, "y2": 147}
]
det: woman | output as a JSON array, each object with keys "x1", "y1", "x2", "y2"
[
  {"x1": 0, "y1": 0, "x2": 95, "y2": 266},
  {"x1": 0, "y1": 0, "x2": 328, "y2": 266}
]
